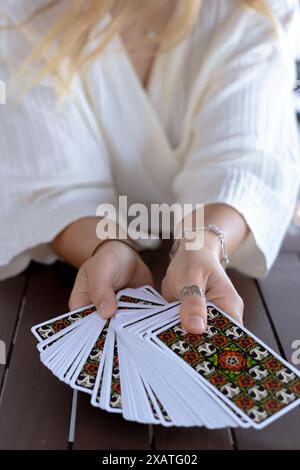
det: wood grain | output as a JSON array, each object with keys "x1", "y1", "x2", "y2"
[
  {"x1": 0, "y1": 274, "x2": 27, "y2": 384},
  {"x1": 0, "y1": 263, "x2": 76, "y2": 449},
  {"x1": 74, "y1": 392, "x2": 150, "y2": 450},
  {"x1": 258, "y1": 253, "x2": 300, "y2": 367},
  {"x1": 229, "y1": 270, "x2": 300, "y2": 450}
]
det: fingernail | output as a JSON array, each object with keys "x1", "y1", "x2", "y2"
[
  {"x1": 188, "y1": 316, "x2": 206, "y2": 332},
  {"x1": 99, "y1": 301, "x2": 111, "y2": 317}
]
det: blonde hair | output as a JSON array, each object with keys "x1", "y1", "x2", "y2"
[{"x1": 8, "y1": 0, "x2": 277, "y2": 94}]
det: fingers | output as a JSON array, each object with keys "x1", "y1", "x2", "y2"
[
  {"x1": 88, "y1": 281, "x2": 118, "y2": 320},
  {"x1": 161, "y1": 276, "x2": 173, "y2": 302},
  {"x1": 210, "y1": 281, "x2": 244, "y2": 325},
  {"x1": 87, "y1": 255, "x2": 118, "y2": 319},
  {"x1": 162, "y1": 266, "x2": 244, "y2": 335},
  {"x1": 180, "y1": 277, "x2": 244, "y2": 334},
  {"x1": 69, "y1": 242, "x2": 151, "y2": 320},
  {"x1": 162, "y1": 273, "x2": 209, "y2": 335},
  {"x1": 69, "y1": 267, "x2": 90, "y2": 311},
  {"x1": 180, "y1": 293, "x2": 208, "y2": 334},
  {"x1": 69, "y1": 258, "x2": 118, "y2": 320}
]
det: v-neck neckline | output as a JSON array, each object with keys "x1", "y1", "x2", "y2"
[
  {"x1": 115, "y1": 30, "x2": 162, "y2": 98},
  {"x1": 106, "y1": 12, "x2": 191, "y2": 155},
  {"x1": 114, "y1": 31, "x2": 175, "y2": 143}
]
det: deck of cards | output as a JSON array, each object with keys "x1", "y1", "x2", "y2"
[{"x1": 31, "y1": 286, "x2": 300, "y2": 429}]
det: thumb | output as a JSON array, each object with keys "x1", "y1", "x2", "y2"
[
  {"x1": 69, "y1": 260, "x2": 117, "y2": 320},
  {"x1": 89, "y1": 281, "x2": 118, "y2": 320},
  {"x1": 180, "y1": 286, "x2": 208, "y2": 335},
  {"x1": 209, "y1": 284, "x2": 244, "y2": 325},
  {"x1": 69, "y1": 266, "x2": 91, "y2": 311},
  {"x1": 87, "y1": 249, "x2": 118, "y2": 319}
]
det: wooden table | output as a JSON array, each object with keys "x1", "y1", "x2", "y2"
[{"x1": 0, "y1": 241, "x2": 300, "y2": 450}]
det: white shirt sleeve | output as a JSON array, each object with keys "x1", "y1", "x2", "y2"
[
  {"x1": 0, "y1": 15, "x2": 117, "y2": 280},
  {"x1": 173, "y1": 0, "x2": 300, "y2": 278}
]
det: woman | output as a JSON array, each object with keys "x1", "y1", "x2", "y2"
[{"x1": 0, "y1": 0, "x2": 299, "y2": 334}]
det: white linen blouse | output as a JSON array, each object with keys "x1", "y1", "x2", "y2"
[{"x1": 0, "y1": 0, "x2": 299, "y2": 280}]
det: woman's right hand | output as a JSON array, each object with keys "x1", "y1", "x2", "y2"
[{"x1": 69, "y1": 240, "x2": 154, "y2": 319}]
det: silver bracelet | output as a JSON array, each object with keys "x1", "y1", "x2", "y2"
[{"x1": 169, "y1": 224, "x2": 230, "y2": 268}]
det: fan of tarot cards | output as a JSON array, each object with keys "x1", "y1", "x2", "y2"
[{"x1": 31, "y1": 285, "x2": 300, "y2": 429}]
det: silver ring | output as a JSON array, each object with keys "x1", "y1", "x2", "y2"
[{"x1": 179, "y1": 285, "x2": 205, "y2": 302}]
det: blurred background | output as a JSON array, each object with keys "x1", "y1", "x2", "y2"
[{"x1": 283, "y1": 25, "x2": 300, "y2": 250}]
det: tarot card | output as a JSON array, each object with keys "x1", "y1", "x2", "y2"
[
  {"x1": 70, "y1": 321, "x2": 110, "y2": 393},
  {"x1": 117, "y1": 287, "x2": 166, "y2": 307},
  {"x1": 31, "y1": 305, "x2": 96, "y2": 341},
  {"x1": 36, "y1": 312, "x2": 98, "y2": 352},
  {"x1": 151, "y1": 303, "x2": 300, "y2": 429},
  {"x1": 105, "y1": 333, "x2": 123, "y2": 413}
]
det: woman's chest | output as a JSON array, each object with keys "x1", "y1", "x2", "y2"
[
  {"x1": 88, "y1": 26, "x2": 204, "y2": 158},
  {"x1": 120, "y1": 31, "x2": 159, "y2": 91}
]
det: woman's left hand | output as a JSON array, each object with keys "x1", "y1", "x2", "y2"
[{"x1": 161, "y1": 237, "x2": 244, "y2": 334}]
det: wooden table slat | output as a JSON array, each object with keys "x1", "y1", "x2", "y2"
[
  {"x1": 0, "y1": 274, "x2": 27, "y2": 384},
  {"x1": 0, "y1": 263, "x2": 76, "y2": 450},
  {"x1": 74, "y1": 393, "x2": 150, "y2": 450},
  {"x1": 258, "y1": 252, "x2": 300, "y2": 367},
  {"x1": 230, "y1": 270, "x2": 300, "y2": 450},
  {"x1": 154, "y1": 427, "x2": 232, "y2": 451}
]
